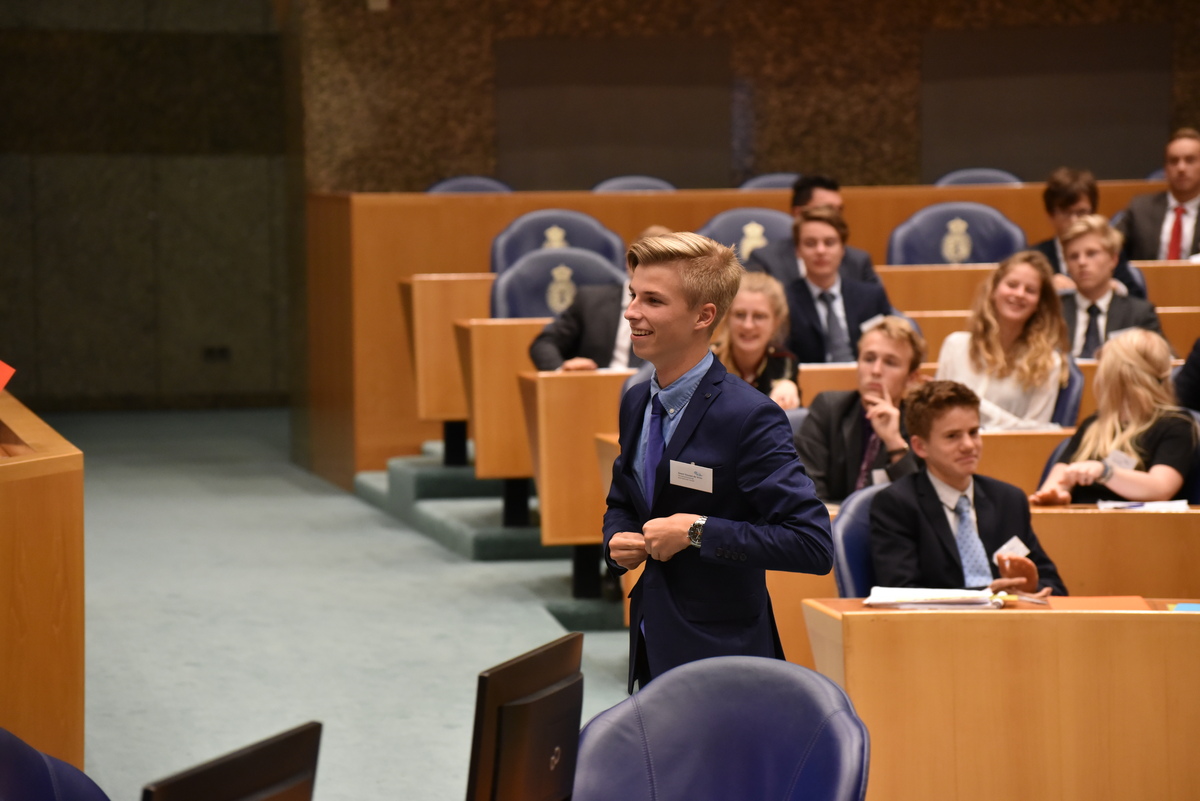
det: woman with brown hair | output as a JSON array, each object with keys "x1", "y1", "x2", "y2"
[
  {"x1": 711, "y1": 271, "x2": 800, "y2": 409},
  {"x1": 935, "y1": 250, "x2": 1068, "y2": 429},
  {"x1": 1031, "y1": 329, "x2": 1198, "y2": 505}
]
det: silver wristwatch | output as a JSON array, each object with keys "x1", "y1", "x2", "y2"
[{"x1": 688, "y1": 516, "x2": 707, "y2": 548}]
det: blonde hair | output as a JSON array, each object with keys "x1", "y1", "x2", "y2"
[
  {"x1": 860, "y1": 315, "x2": 927, "y2": 374},
  {"x1": 1073, "y1": 329, "x2": 1186, "y2": 466},
  {"x1": 626, "y1": 232, "x2": 743, "y2": 326},
  {"x1": 967, "y1": 251, "x2": 1068, "y2": 389},
  {"x1": 1061, "y1": 214, "x2": 1124, "y2": 256},
  {"x1": 711, "y1": 272, "x2": 790, "y2": 371}
]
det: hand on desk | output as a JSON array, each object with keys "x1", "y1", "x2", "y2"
[
  {"x1": 988, "y1": 554, "x2": 1043, "y2": 595},
  {"x1": 560, "y1": 357, "x2": 599, "y2": 371}
]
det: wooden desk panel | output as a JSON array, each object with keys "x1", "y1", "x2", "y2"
[
  {"x1": 802, "y1": 598, "x2": 1200, "y2": 801},
  {"x1": 796, "y1": 362, "x2": 937, "y2": 406},
  {"x1": 454, "y1": 319, "x2": 549, "y2": 479},
  {"x1": 906, "y1": 310, "x2": 968, "y2": 357},
  {"x1": 399, "y1": 274, "x2": 494, "y2": 421},
  {"x1": 1133, "y1": 261, "x2": 1200, "y2": 307},
  {"x1": 0, "y1": 393, "x2": 85, "y2": 768},
  {"x1": 520, "y1": 371, "x2": 632, "y2": 546},
  {"x1": 977, "y1": 429, "x2": 1071, "y2": 495},
  {"x1": 1157, "y1": 306, "x2": 1200, "y2": 355},
  {"x1": 1031, "y1": 508, "x2": 1200, "y2": 597},
  {"x1": 876, "y1": 264, "x2": 992, "y2": 311}
]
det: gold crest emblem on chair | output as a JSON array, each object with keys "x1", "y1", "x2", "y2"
[
  {"x1": 546, "y1": 265, "x2": 577, "y2": 313},
  {"x1": 940, "y1": 218, "x2": 973, "y2": 263},
  {"x1": 739, "y1": 221, "x2": 767, "y2": 260},
  {"x1": 543, "y1": 225, "x2": 569, "y2": 249}
]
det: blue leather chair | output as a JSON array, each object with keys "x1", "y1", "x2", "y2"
[
  {"x1": 1038, "y1": 437, "x2": 1073, "y2": 489},
  {"x1": 0, "y1": 728, "x2": 112, "y2": 801},
  {"x1": 739, "y1": 172, "x2": 801, "y2": 190},
  {"x1": 1146, "y1": 168, "x2": 1165, "y2": 181},
  {"x1": 492, "y1": 247, "x2": 627, "y2": 318},
  {"x1": 491, "y1": 209, "x2": 625, "y2": 274},
  {"x1": 1051, "y1": 357, "x2": 1084, "y2": 427},
  {"x1": 887, "y1": 202, "x2": 1026, "y2": 265},
  {"x1": 572, "y1": 656, "x2": 870, "y2": 801},
  {"x1": 696, "y1": 207, "x2": 795, "y2": 262},
  {"x1": 592, "y1": 175, "x2": 675, "y2": 192},
  {"x1": 831, "y1": 484, "x2": 889, "y2": 598},
  {"x1": 935, "y1": 168, "x2": 1022, "y2": 186},
  {"x1": 426, "y1": 175, "x2": 512, "y2": 193}
]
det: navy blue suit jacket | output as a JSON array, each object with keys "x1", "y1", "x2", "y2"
[
  {"x1": 603, "y1": 359, "x2": 833, "y2": 692},
  {"x1": 784, "y1": 278, "x2": 893, "y2": 363},
  {"x1": 869, "y1": 471, "x2": 1067, "y2": 595}
]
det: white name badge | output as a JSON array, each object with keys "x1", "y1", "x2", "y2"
[
  {"x1": 669, "y1": 460, "x2": 714, "y2": 493},
  {"x1": 992, "y1": 535, "x2": 1031, "y2": 566}
]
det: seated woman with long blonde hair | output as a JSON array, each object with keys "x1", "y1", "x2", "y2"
[
  {"x1": 711, "y1": 272, "x2": 800, "y2": 409},
  {"x1": 935, "y1": 250, "x2": 1068, "y2": 429},
  {"x1": 1031, "y1": 329, "x2": 1198, "y2": 505}
]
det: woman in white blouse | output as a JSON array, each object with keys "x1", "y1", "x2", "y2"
[{"x1": 936, "y1": 251, "x2": 1068, "y2": 430}]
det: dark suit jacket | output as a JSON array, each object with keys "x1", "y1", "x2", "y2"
[
  {"x1": 1031, "y1": 238, "x2": 1147, "y2": 299},
  {"x1": 795, "y1": 390, "x2": 919, "y2": 503},
  {"x1": 603, "y1": 359, "x2": 833, "y2": 692},
  {"x1": 1116, "y1": 192, "x2": 1200, "y2": 261},
  {"x1": 528, "y1": 283, "x2": 624, "y2": 370},
  {"x1": 1060, "y1": 292, "x2": 1163, "y2": 353},
  {"x1": 1177, "y1": 336, "x2": 1200, "y2": 412},
  {"x1": 869, "y1": 471, "x2": 1067, "y2": 595},
  {"x1": 745, "y1": 238, "x2": 879, "y2": 286},
  {"x1": 783, "y1": 278, "x2": 893, "y2": 363}
]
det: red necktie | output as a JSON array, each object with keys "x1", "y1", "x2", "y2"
[{"x1": 1167, "y1": 206, "x2": 1186, "y2": 260}]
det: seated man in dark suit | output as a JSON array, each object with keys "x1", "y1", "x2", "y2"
[
  {"x1": 1116, "y1": 128, "x2": 1200, "y2": 261},
  {"x1": 782, "y1": 207, "x2": 893, "y2": 363},
  {"x1": 1032, "y1": 167, "x2": 1145, "y2": 298},
  {"x1": 796, "y1": 316, "x2": 925, "y2": 503},
  {"x1": 869, "y1": 380, "x2": 1067, "y2": 596},
  {"x1": 528, "y1": 281, "x2": 641, "y2": 371},
  {"x1": 1060, "y1": 215, "x2": 1162, "y2": 358},
  {"x1": 745, "y1": 174, "x2": 879, "y2": 286}
]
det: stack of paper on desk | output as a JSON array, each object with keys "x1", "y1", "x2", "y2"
[{"x1": 864, "y1": 586, "x2": 1003, "y2": 609}]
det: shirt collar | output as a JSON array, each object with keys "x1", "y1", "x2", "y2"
[
  {"x1": 805, "y1": 276, "x2": 843, "y2": 301},
  {"x1": 1168, "y1": 194, "x2": 1200, "y2": 214},
  {"x1": 1080, "y1": 288, "x2": 1114, "y2": 313},
  {"x1": 650, "y1": 351, "x2": 713, "y2": 418},
  {"x1": 928, "y1": 470, "x2": 974, "y2": 512}
]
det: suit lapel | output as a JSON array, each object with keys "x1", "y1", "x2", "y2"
[
  {"x1": 653, "y1": 362, "x2": 724, "y2": 506},
  {"x1": 791, "y1": 283, "x2": 827, "y2": 356},
  {"x1": 916, "y1": 472, "x2": 960, "y2": 567},
  {"x1": 1107, "y1": 294, "x2": 1131, "y2": 333},
  {"x1": 841, "y1": 395, "x2": 865, "y2": 493},
  {"x1": 972, "y1": 478, "x2": 1001, "y2": 558},
  {"x1": 1062, "y1": 294, "x2": 1078, "y2": 345}
]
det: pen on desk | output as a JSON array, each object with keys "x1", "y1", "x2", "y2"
[{"x1": 1018, "y1": 595, "x2": 1049, "y2": 606}]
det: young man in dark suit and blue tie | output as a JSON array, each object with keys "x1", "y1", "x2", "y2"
[
  {"x1": 603, "y1": 232, "x2": 834, "y2": 692},
  {"x1": 869, "y1": 380, "x2": 1067, "y2": 596}
]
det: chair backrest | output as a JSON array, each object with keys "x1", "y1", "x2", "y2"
[
  {"x1": 492, "y1": 247, "x2": 627, "y2": 318},
  {"x1": 739, "y1": 172, "x2": 800, "y2": 190},
  {"x1": 1051, "y1": 357, "x2": 1084, "y2": 427},
  {"x1": 1038, "y1": 437, "x2": 1073, "y2": 489},
  {"x1": 887, "y1": 201, "x2": 1026, "y2": 265},
  {"x1": 141, "y1": 722, "x2": 322, "y2": 801},
  {"x1": 1122, "y1": 261, "x2": 1147, "y2": 296},
  {"x1": 831, "y1": 483, "x2": 888, "y2": 598},
  {"x1": 491, "y1": 209, "x2": 625, "y2": 274},
  {"x1": 785, "y1": 406, "x2": 810, "y2": 439},
  {"x1": 934, "y1": 167, "x2": 1022, "y2": 186},
  {"x1": 0, "y1": 728, "x2": 112, "y2": 801},
  {"x1": 573, "y1": 656, "x2": 869, "y2": 801},
  {"x1": 1146, "y1": 167, "x2": 1165, "y2": 181},
  {"x1": 426, "y1": 175, "x2": 512, "y2": 193},
  {"x1": 592, "y1": 175, "x2": 675, "y2": 192},
  {"x1": 696, "y1": 207, "x2": 795, "y2": 262}
]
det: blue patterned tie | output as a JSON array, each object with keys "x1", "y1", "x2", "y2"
[
  {"x1": 643, "y1": 395, "x2": 666, "y2": 502},
  {"x1": 954, "y1": 495, "x2": 993, "y2": 588}
]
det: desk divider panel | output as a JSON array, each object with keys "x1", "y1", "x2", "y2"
[
  {"x1": 454, "y1": 319, "x2": 549, "y2": 480},
  {"x1": 1133, "y1": 261, "x2": 1200, "y2": 307},
  {"x1": 400, "y1": 274, "x2": 494, "y2": 421},
  {"x1": 876, "y1": 264, "x2": 993, "y2": 311},
  {"x1": 0, "y1": 393, "x2": 85, "y2": 768}
]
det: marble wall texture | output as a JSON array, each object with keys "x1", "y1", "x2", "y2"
[
  {"x1": 0, "y1": 1, "x2": 287, "y2": 408},
  {"x1": 295, "y1": 0, "x2": 1200, "y2": 193}
]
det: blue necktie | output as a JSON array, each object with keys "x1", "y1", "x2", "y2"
[
  {"x1": 644, "y1": 395, "x2": 665, "y2": 502},
  {"x1": 954, "y1": 494, "x2": 993, "y2": 589},
  {"x1": 1081, "y1": 303, "x2": 1102, "y2": 358}
]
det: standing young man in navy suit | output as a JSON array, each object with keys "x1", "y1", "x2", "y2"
[{"x1": 603, "y1": 232, "x2": 833, "y2": 692}]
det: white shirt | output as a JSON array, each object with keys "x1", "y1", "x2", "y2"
[
  {"x1": 609, "y1": 280, "x2": 633, "y2": 369},
  {"x1": 1071, "y1": 289, "x2": 1114, "y2": 357},
  {"x1": 1158, "y1": 195, "x2": 1200, "y2": 260},
  {"x1": 935, "y1": 331, "x2": 1061, "y2": 431}
]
